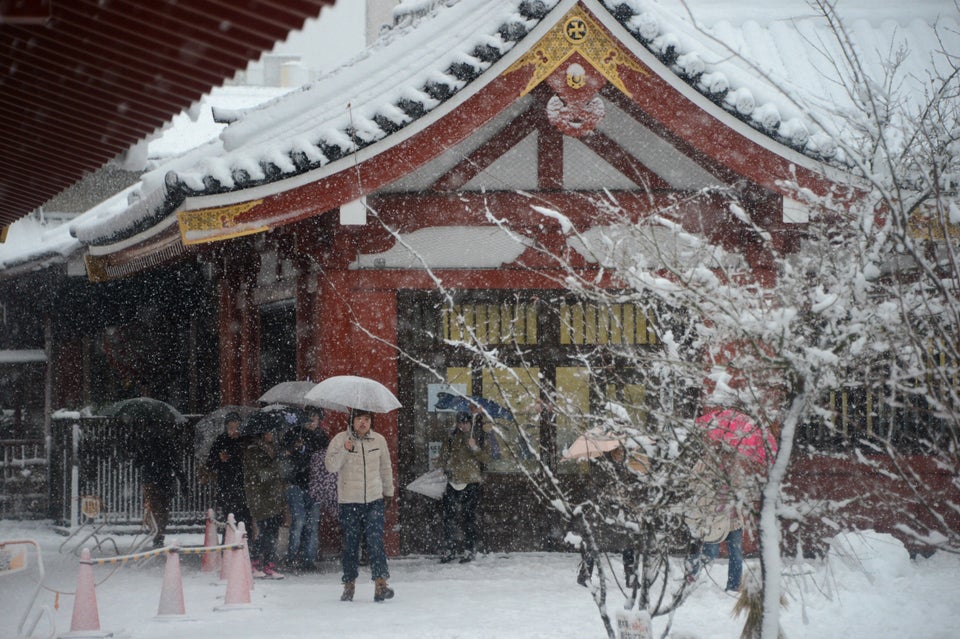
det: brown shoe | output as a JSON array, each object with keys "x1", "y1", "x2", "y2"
[
  {"x1": 374, "y1": 577, "x2": 394, "y2": 602},
  {"x1": 340, "y1": 581, "x2": 355, "y2": 602}
]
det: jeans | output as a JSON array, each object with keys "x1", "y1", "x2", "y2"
[
  {"x1": 286, "y1": 485, "x2": 320, "y2": 566},
  {"x1": 442, "y1": 483, "x2": 480, "y2": 555},
  {"x1": 688, "y1": 527, "x2": 743, "y2": 590},
  {"x1": 338, "y1": 500, "x2": 389, "y2": 582}
]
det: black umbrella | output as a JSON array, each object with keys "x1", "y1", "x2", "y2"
[{"x1": 102, "y1": 397, "x2": 186, "y2": 428}]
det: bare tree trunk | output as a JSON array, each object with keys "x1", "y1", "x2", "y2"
[{"x1": 759, "y1": 391, "x2": 804, "y2": 639}]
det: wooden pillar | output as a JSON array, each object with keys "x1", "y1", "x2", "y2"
[
  {"x1": 350, "y1": 284, "x2": 401, "y2": 555},
  {"x1": 216, "y1": 244, "x2": 260, "y2": 405},
  {"x1": 293, "y1": 255, "x2": 317, "y2": 382},
  {"x1": 237, "y1": 253, "x2": 261, "y2": 405}
]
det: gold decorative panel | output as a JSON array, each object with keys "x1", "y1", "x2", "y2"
[
  {"x1": 503, "y1": 4, "x2": 648, "y2": 97},
  {"x1": 178, "y1": 199, "x2": 267, "y2": 245}
]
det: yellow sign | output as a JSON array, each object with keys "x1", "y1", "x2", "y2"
[
  {"x1": 907, "y1": 202, "x2": 960, "y2": 241},
  {"x1": 178, "y1": 199, "x2": 268, "y2": 245},
  {"x1": 503, "y1": 5, "x2": 648, "y2": 97},
  {"x1": 0, "y1": 225, "x2": 8, "y2": 243}
]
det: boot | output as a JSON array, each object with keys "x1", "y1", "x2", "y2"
[
  {"x1": 576, "y1": 561, "x2": 591, "y2": 587},
  {"x1": 340, "y1": 581, "x2": 355, "y2": 602},
  {"x1": 374, "y1": 577, "x2": 394, "y2": 602}
]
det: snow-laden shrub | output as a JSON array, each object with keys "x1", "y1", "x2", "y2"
[{"x1": 826, "y1": 530, "x2": 912, "y2": 585}]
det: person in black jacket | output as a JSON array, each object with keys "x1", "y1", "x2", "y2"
[
  {"x1": 279, "y1": 407, "x2": 330, "y2": 572},
  {"x1": 131, "y1": 422, "x2": 188, "y2": 548},
  {"x1": 205, "y1": 412, "x2": 252, "y2": 530}
]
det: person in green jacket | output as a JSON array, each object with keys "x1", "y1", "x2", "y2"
[
  {"x1": 244, "y1": 427, "x2": 287, "y2": 579},
  {"x1": 438, "y1": 411, "x2": 494, "y2": 564}
]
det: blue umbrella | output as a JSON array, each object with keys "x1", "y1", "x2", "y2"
[
  {"x1": 434, "y1": 392, "x2": 513, "y2": 421},
  {"x1": 241, "y1": 406, "x2": 304, "y2": 436}
]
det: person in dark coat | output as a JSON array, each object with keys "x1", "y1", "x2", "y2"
[
  {"x1": 131, "y1": 421, "x2": 188, "y2": 548},
  {"x1": 575, "y1": 444, "x2": 643, "y2": 589},
  {"x1": 205, "y1": 412, "x2": 252, "y2": 529},
  {"x1": 279, "y1": 407, "x2": 329, "y2": 572}
]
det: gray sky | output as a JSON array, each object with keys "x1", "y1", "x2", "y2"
[{"x1": 267, "y1": 2, "x2": 367, "y2": 74}]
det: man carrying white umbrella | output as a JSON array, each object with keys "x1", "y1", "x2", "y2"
[{"x1": 314, "y1": 376, "x2": 400, "y2": 603}]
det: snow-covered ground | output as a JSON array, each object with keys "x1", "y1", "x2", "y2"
[{"x1": 1, "y1": 519, "x2": 957, "y2": 639}]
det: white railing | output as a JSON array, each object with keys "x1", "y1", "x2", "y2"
[{"x1": 0, "y1": 439, "x2": 47, "y2": 518}]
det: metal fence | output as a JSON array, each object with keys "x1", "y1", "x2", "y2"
[
  {"x1": 50, "y1": 415, "x2": 213, "y2": 531},
  {"x1": 0, "y1": 439, "x2": 47, "y2": 518}
]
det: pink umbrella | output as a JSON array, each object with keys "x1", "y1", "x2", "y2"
[
  {"x1": 695, "y1": 409, "x2": 777, "y2": 465},
  {"x1": 562, "y1": 429, "x2": 624, "y2": 460}
]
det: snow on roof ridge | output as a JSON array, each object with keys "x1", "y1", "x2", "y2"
[
  {"x1": 64, "y1": 0, "x2": 958, "y2": 251},
  {"x1": 170, "y1": 0, "x2": 549, "y2": 195},
  {"x1": 71, "y1": 180, "x2": 175, "y2": 246},
  {"x1": 599, "y1": 0, "x2": 959, "y2": 165}
]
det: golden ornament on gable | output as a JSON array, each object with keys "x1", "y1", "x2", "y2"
[{"x1": 503, "y1": 5, "x2": 648, "y2": 99}]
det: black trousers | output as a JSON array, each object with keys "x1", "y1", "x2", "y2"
[{"x1": 442, "y1": 483, "x2": 480, "y2": 554}]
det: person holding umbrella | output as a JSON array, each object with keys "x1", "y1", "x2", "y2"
[
  {"x1": 683, "y1": 409, "x2": 773, "y2": 592},
  {"x1": 437, "y1": 410, "x2": 495, "y2": 564},
  {"x1": 120, "y1": 402, "x2": 189, "y2": 549},
  {"x1": 325, "y1": 408, "x2": 395, "y2": 602}
]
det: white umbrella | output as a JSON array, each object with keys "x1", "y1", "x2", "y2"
[
  {"x1": 405, "y1": 468, "x2": 447, "y2": 500},
  {"x1": 258, "y1": 381, "x2": 329, "y2": 407},
  {"x1": 304, "y1": 375, "x2": 402, "y2": 413}
]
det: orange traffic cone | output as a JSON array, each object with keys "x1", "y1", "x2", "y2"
[
  {"x1": 156, "y1": 543, "x2": 186, "y2": 618},
  {"x1": 214, "y1": 529, "x2": 260, "y2": 612},
  {"x1": 237, "y1": 521, "x2": 254, "y2": 592},
  {"x1": 219, "y1": 514, "x2": 237, "y2": 582},
  {"x1": 201, "y1": 509, "x2": 221, "y2": 574},
  {"x1": 62, "y1": 548, "x2": 111, "y2": 637}
]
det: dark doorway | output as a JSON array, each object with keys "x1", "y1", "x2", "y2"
[{"x1": 259, "y1": 300, "x2": 297, "y2": 391}]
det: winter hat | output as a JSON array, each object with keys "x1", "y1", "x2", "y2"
[
  {"x1": 224, "y1": 411, "x2": 242, "y2": 424},
  {"x1": 456, "y1": 411, "x2": 471, "y2": 424}
]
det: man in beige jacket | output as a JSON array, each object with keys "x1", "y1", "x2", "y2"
[{"x1": 325, "y1": 408, "x2": 395, "y2": 602}]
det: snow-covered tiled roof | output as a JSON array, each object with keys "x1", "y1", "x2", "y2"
[
  {"x1": 166, "y1": 0, "x2": 958, "y2": 192},
  {"x1": 0, "y1": 86, "x2": 291, "y2": 272},
  {"x1": 10, "y1": 0, "x2": 959, "y2": 259}
]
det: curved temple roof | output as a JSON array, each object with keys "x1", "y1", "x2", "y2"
[{"x1": 29, "y1": 1, "x2": 960, "y2": 257}]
